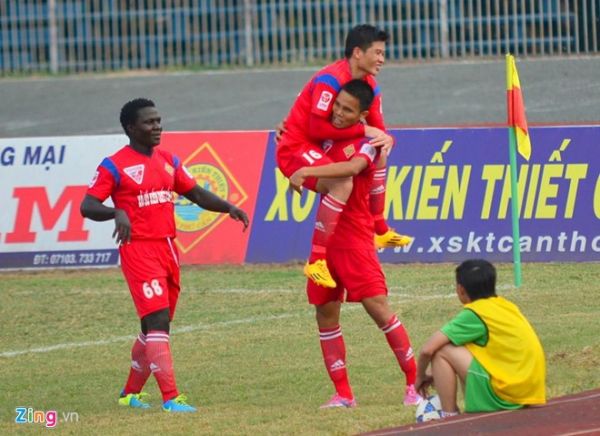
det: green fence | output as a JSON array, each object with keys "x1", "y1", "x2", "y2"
[{"x1": 0, "y1": 0, "x2": 598, "y2": 74}]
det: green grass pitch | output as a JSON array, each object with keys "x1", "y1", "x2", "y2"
[{"x1": 1, "y1": 262, "x2": 599, "y2": 434}]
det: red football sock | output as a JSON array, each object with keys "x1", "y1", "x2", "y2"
[
  {"x1": 370, "y1": 168, "x2": 389, "y2": 235},
  {"x1": 382, "y1": 315, "x2": 417, "y2": 385},
  {"x1": 319, "y1": 326, "x2": 353, "y2": 399},
  {"x1": 146, "y1": 330, "x2": 179, "y2": 402},
  {"x1": 309, "y1": 194, "x2": 346, "y2": 263},
  {"x1": 123, "y1": 333, "x2": 151, "y2": 395}
]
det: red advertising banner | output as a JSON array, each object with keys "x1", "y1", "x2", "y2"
[{"x1": 160, "y1": 131, "x2": 268, "y2": 264}]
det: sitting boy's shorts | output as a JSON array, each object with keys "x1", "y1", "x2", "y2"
[
  {"x1": 464, "y1": 358, "x2": 523, "y2": 413},
  {"x1": 306, "y1": 248, "x2": 387, "y2": 306}
]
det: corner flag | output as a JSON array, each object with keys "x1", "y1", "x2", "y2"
[
  {"x1": 505, "y1": 54, "x2": 532, "y2": 287},
  {"x1": 506, "y1": 54, "x2": 532, "y2": 160}
]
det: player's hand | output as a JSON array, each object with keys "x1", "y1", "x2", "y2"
[
  {"x1": 288, "y1": 169, "x2": 305, "y2": 194},
  {"x1": 415, "y1": 373, "x2": 434, "y2": 399},
  {"x1": 229, "y1": 206, "x2": 249, "y2": 231},
  {"x1": 365, "y1": 126, "x2": 394, "y2": 154},
  {"x1": 275, "y1": 119, "x2": 287, "y2": 143},
  {"x1": 113, "y1": 209, "x2": 131, "y2": 245}
]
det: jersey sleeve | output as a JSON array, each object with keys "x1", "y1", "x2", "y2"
[
  {"x1": 310, "y1": 73, "x2": 342, "y2": 118},
  {"x1": 86, "y1": 158, "x2": 118, "y2": 202},
  {"x1": 441, "y1": 308, "x2": 488, "y2": 346},
  {"x1": 172, "y1": 154, "x2": 198, "y2": 194},
  {"x1": 354, "y1": 139, "x2": 379, "y2": 169}
]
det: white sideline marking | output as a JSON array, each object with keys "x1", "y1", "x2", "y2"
[
  {"x1": 12, "y1": 287, "x2": 461, "y2": 297},
  {"x1": 0, "y1": 313, "x2": 297, "y2": 358},
  {"x1": 1, "y1": 292, "x2": 453, "y2": 358}
]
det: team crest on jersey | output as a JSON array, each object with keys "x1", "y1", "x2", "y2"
[
  {"x1": 317, "y1": 91, "x2": 333, "y2": 111},
  {"x1": 343, "y1": 144, "x2": 356, "y2": 158},
  {"x1": 124, "y1": 164, "x2": 145, "y2": 184},
  {"x1": 164, "y1": 162, "x2": 174, "y2": 176}
]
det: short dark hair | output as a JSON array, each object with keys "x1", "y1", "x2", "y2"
[
  {"x1": 119, "y1": 98, "x2": 155, "y2": 134},
  {"x1": 455, "y1": 259, "x2": 497, "y2": 300},
  {"x1": 344, "y1": 24, "x2": 389, "y2": 58},
  {"x1": 341, "y1": 79, "x2": 374, "y2": 111}
]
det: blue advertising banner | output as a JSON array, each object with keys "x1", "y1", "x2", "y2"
[{"x1": 247, "y1": 126, "x2": 600, "y2": 263}]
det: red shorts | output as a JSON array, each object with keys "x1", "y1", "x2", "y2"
[
  {"x1": 277, "y1": 142, "x2": 334, "y2": 191},
  {"x1": 119, "y1": 238, "x2": 181, "y2": 320},
  {"x1": 306, "y1": 248, "x2": 388, "y2": 305}
]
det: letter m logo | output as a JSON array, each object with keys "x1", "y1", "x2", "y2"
[{"x1": 5, "y1": 186, "x2": 89, "y2": 243}]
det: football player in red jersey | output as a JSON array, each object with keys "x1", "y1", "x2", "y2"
[
  {"x1": 276, "y1": 24, "x2": 410, "y2": 290},
  {"x1": 80, "y1": 98, "x2": 248, "y2": 413},
  {"x1": 289, "y1": 81, "x2": 420, "y2": 409}
]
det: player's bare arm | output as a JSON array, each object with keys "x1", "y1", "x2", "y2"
[
  {"x1": 289, "y1": 157, "x2": 368, "y2": 193},
  {"x1": 415, "y1": 331, "x2": 451, "y2": 397},
  {"x1": 308, "y1": 113, "x2": 365, "y2": 142},
  {"x1": 183, "y1": 185, "x2": 249, "y2": 230},
  {"x1": 80, "y1": 194, "x2": 132, "y2": 244}
]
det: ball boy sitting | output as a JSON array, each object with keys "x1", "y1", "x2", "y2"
[{"x1": 415, "y1": 259, "x2": 546, "y2": 418}]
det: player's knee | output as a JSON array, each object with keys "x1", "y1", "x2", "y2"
[
  {"x1": 434, "y1": 343, "x2": 457, "y2": 360},
  {"x1": 315, "y1": 303, "x2": 340, "y2": 328},
  {"x1": 143, "y1": 308, "x2": 170, "y2": 333}
]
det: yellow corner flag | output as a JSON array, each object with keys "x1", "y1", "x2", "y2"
[{"x1": 506, "y1": 54, "x2": 532, "y2": 160}]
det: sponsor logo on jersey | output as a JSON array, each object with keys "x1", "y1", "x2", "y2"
[
  {"x1": 323, "y1": 140, "x2": 333, "y2": 153},
  {"x1": 343, "y1": 144, "x2": 356, "y2": 158},
  {"x1": 124, "y1": 164, "x2": 145, "y2": 184},
  {"x1": 137, "y1": 190, "x2": 174, "y2": 208},
  {"x1": 317, "y1": 91, "x2": 333, "y2": 111}
]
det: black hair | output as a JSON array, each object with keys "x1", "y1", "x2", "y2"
[
  {"x1": 344, "y1": 24, "x2": 389, "y2": 58},
  {"x1": 455, "y1": 259, "x2": 497, "y2": 300},
  {"x1": 119, "y1": 98, "x2": 155, "y2": 134},
  {"x1": 341, "y1": 79, "x2": 374, "y2": 111}
]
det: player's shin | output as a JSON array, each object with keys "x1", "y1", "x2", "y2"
[
  {"x1": 309, "y1": 194, "x2": 346, "y2": 262},
  {"x1": 370, "y1": 168, "x2": 389, "y2": 235},
  {"x1": 123, "y1": 332, "x2": 152, "y2": 395},
  {"x1": 319, "y1": 326, "x2": 353, "y2": 400},
  {"x1": 381, "y1": 315, "x2": 417, "y2": 385},
  {"x1": 146, "y1": 330, "x2": 179, "y2": 402}
]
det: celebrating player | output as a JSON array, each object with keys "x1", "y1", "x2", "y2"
[
  {"x1": 276, "y1": 24, "x2": 411, "y2": 289},
  {"x1": 289, "y1": 80, "x2": 421, "y2": 408},
  {"x1": 80, "y1": 98, "x2": 249, "y2": 412}
]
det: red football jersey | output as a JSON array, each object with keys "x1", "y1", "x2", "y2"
[
  {"x1": 278, "y1": 59, "x2": 385, "y2": 164},
  {"x1": 326, "y1": 137, "x2": 380, "y2": 249},
  {"x1": 87, "y1": 145, "x2": 197, "y2": 240}
]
